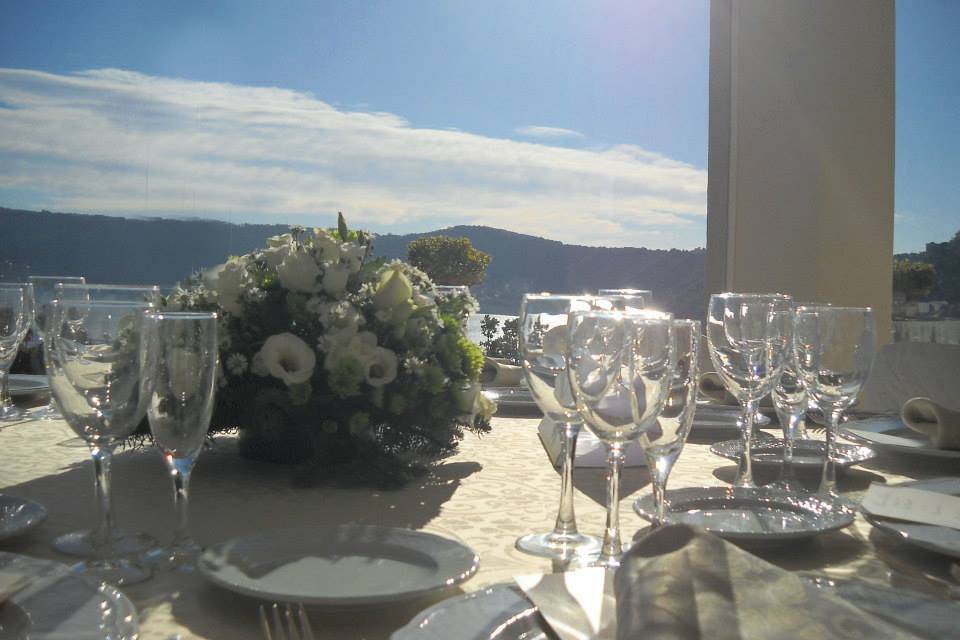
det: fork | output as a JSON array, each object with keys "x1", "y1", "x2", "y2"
[{"x1": 259, "y1": 603, "x2": 316, "y2": 640}]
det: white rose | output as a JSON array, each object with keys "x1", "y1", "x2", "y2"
[
  {"x1": 255, "y1": 333, "x2": 316, "y2": 386},
  {"x1": 323, "y1": 330, "x2": 377, "y2": 371},
  {"x1": 373, "y1": 267, "x2": 413, "y2": 311},
  {"x1": 206, "y1": 260, "x2": 246, "y2": 315},
  {"x1": 313, "y1": 229, "x2": 341, "y2": 262},
  {"x1": 261, "y1": 244, "x2": 291, "y2": 268},
  {"x1": 341, "y1": 243, "x2": 367, "y2": 274},
  {"x1": 364, "y1": 346, "x2": 398, "y2": 387},
  {"x1": 322, "y1": 263, "x2": 351, "y2": 298},
  {"x1": 277, "y1": 250, "x2": 322, "y2": 293},
  {"x1": 267, "y1": 233, "x2": 294, "y2": 248}
]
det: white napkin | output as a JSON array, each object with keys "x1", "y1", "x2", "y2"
[
  {"x1": 0, "y1": 570, "x2": 31, "y2": 604},
  {"x1": 480, "y1": 357, "x2": 524, "y2": 386},
  {"x1": 861, "y1": 482, "x2": 960, "y2": 530},
  {"x1": 900, "y1": 397, "x2": 960, "y2": 450},
  {"x1": 514, "y1": 568, "x2": 616, "y2": 640}
]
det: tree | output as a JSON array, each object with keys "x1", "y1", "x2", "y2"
[
  {"x1": 479, "y1": 315, "x2": 519, "y2": 363},
  {"x1": 893, "y1": 259, "x2": 937, "y2": 301},
  {"x1": 407, "y1": 236, "x2": 490, "y2": 286}
]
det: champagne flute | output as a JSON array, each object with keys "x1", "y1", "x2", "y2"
[
  {"x1": 0, "y1": 285, "x2": 31, "y2": 421},
  {"x1": 45, "y1": 299, "x2": 153, "y2": 585},
  {"x1": 515, "y1": 294, "x2": 601, "y2": 559},
  {"x1": 27, "y1": 276, "x2": 85, "y2": 420},
  {"x1": 706, "y1": 293, "x2": 792, "y2": 488},
  {"x1": 639, "y1": 319, "x2": 700, "y2": 525},
  {"x1": 141, "y1": 312, "x2": 219, "y2": 570},
  {"x1": 567, "y1": 310, "x2": 673, "y2": 568},
  {"x1": 794, "y1": 305, "x2": 875, "y2": 498}
]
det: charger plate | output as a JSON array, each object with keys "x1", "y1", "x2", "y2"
[
  {"x1": 7, "y1": 374, "x2": 48, "y2": 397},
  {"x1": 634, "y1": 487, "x2": 855, "y2": 542},
  {"x1": 199, "y1": 525, "x2": 479, "y2": 607},
  {"x1": 840, "y1": 416, "x2": 960, "y2": 460},
  {"x1": 0, "y1": 552, "x2": 138, "y2": 639},
  {"x1": 710, "y1": 438, "x2": 875, "y2": 468},
  {"x1": 861, "y1": 477, "x2": 960, "y2": 559}
]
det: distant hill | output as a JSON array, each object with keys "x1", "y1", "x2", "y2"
[{"x1": 0, "y1": 207, "x2": 705, "y2": 318}]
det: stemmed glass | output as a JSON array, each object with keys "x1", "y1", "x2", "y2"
[
  {"x1": 639, "y1": 319, "x2": 700, "y2": 525},
  {"x1": 0, "y1": 285, "x2": 32, "y2": 421},
  {"x1": 598, "y1": 289, "x2": 652, "y2": 309},
  {"x1": 141, "y1": 312, "x2": 219, "y2": 570},
  {"x1": 44, "y1": 299, "x2": 153, "y2": 585},
  {"x1": 27, "y1": 276, "x2": 85, "y2": 420},
  {"x1": 707, "y1": 293, "x2": 792, "y2": 488},
  {"x1": 515, "y1": 294, "x2": 601, "y2": 559},
  {"x1": 794, "y1": 305, "x2": 875, "y2": 498},
  {"x1": 567, "y1": 310, "x2": 673, "y2": 568},
  {"x1": 770, "y1": 303, "x2": 807, "y2": 492}
]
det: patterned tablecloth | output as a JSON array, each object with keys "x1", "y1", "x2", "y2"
[{"x1": 1, "y1": 408, "x2": 958, "y2": 639}]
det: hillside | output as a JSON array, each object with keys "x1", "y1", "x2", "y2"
[{"x1": 0, "y1": 207, "x2": 705, "y2": 318}]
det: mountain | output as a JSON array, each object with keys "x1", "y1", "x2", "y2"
[{"x1": 0, "y1": 207, "x2": 705, "y2": 318}]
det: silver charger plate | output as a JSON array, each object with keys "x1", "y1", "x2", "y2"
[
  {"x1": 391, "y1": 583, "x2": 549, "y2": 640},
  {"x1": 0, "y1": 495, "x2": 47, "y2": 541},
  {"x1": 634, "y1": 487, "x2": 855, "y2": 541},
  {"x1": 199, "y1": 525, "x2": 480, "y2": 607},
  {"x1": 840, "y1": 416, "x2": 960, "y2": 460},
  {"x1": 0, "y1": 552, "x2": 139, "y2": 639},
  {"x1": 861, "y1": 477, "x2": 960, "y2": 559},
  {"x1": 7, "y1": 374, "x2": 48, "y2": 397},
  {"x1": 710, "y1": 438, "x2": 876, "y2": 468},
  {"x1": 483, "y1": 387, "x2": 538, "y2": 410}
]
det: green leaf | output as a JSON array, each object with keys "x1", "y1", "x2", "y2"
[{"x1": 338, "y1": 212, "x2": 349, "y2": 241}]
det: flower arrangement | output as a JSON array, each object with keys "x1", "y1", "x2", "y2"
[{"x1": 154, "y1": 214, "x2": 493, "y2": 487}]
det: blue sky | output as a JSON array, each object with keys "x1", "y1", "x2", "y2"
[{"x1": 0, "y1": 1, "x2": 955, "y2": 252}]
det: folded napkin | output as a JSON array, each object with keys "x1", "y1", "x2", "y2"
[
  {"x1": 614, "y1": 525, "x2": 918, "y2": 640},
  {"x1": 900, "y1": 397, "x2": 960, "y2": 450},
  {"x1": 861, "y1": 481, "x2": 960, "y2": 530},
  {"x1": 0, "y1": 570, "x2": 31, "y2": 605},
  {"x1": 481, "y1": 357, "x2": 524, "y2": 386},
  {"x1": 698, "y1": 373, "x2": 772, "y2": 407},
  {"x1": 515, "y1": 567, "x2": 616, "y2": 640}
]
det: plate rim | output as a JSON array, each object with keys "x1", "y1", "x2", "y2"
[
  {"x1": 7, "y1": 373, "x2": 49, "y2": 397},
  {"x1": 709, "y1": 437, "x2": 876, "y2": 468},
  {"x1": 840, "y1": 417, "x2": 960, "y2": 460},
  {"x1": 860, "y1": 477, "x2": 960, "y2": 559},
  {"x1": 198, "y1": 524, "x2": 480, "y2": 606},
  {"x1": 634, "y1": 486, "x2": 855, "y2": 541},
  {"x1": 0, "y1": 494, "x2": 47, "y2": 541}
]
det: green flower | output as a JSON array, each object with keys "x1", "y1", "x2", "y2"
[
  {"x1": 349, "y1": 412, "x2": 370, "y2": 435},
  {"x1": 328, "y1": 356, "x2": 365, "y2": 397}
]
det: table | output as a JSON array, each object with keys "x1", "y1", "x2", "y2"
[{"x1": 1, "y1": 411, "x2": 958, "y2": 639}]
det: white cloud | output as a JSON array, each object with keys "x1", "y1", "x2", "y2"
[
  {"x1": 0, "y1": 68, "x2": 707, "y2": 248},
  {"x1": 514, "y1": 125, "x2": 585, "y2": 140}
]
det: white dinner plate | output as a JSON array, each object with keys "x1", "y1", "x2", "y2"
[
  {"x1": 7, "y1": 374, "x2": 48, "y2": 397},
  {"x1": 0, "y1": 552, "x2": 139, "y2": 639},
  {"x1": 0, "y1": 495, "x2": 47, "y2": 542},
  {"x1": 710, "y1": 438, "x2": 876, "y2": 468},
  {"x1": 840, "y1": 416, "x2": 960, "y2": 460},
  {"x1": 860, "y1": 477, "x2": 960, "y2": 560},
  {"x1": 199, "y1": 525, "x2": 480, "y2": 607},
  {"x1": 634, "y1": 487, "x2": 855, "y2": 542}
]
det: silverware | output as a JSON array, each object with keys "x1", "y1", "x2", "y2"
[{"x1": 259, "y1": 603, "x2": 315, "y2": 640}]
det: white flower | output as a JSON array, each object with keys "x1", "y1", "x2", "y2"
[
  {"x1": 277, "y1": 249, "x2": 322, "y2": 293},
  {"x1": 254, "y1": 333, "x2": 317, "y2": 386},
  {"x1": 267, "y1": 233, "x2": 294, "y2": 248},
  {"x1": 250, "y1": 351, "x2": 269, "y2": 376},
  {"x1": 341, "y1": 243, "x2": 367, "y2": 274},
  {"x1": 205, "y1": 260, "x2": 246, "y2": 315},
  {"x1": 261, "y1": 243, "x2": 291, "y2": 268},
  {"x1": 226, "y1": 353, "x2": 248, "y2": 376},
  {"x1": 313, "y1": 229, "x2": 341, "y2": 262},
  {"x1": 373, "y1": 266, "x2": 413, "y2": 311},
  {"x1": 364, "y1": 346, "x2": 398, "y2": 387},
  {"x1": 322, "y1": 263, "x2": 351, "y2": 298}
]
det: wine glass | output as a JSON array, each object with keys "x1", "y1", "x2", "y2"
[
  {"x1": 57, "y1": 283, "x2": 161, "y2": 305},
  {"x1": 598, "y1": 289, "x2": 652, "y2": 309},
  {"x1": 706, "y1": 293, "x2": 792, "y2": 488},
  {"x1": 567, "y1": 310, "x2": 673, "y2": 568},
  {"x1": 0, "y1": 285, "x2": 32, "y2": 421},
  {"x1": 515, "y1": 294, "x2": 601, "y2": 559},
  {"x1": 794, "y1": 305, "x2": 875, "y2": 498},
  {"x1": 639, "y1": 319, "x2": 700, "y2": 525},
  {"x1": 141, "y1": 312, "x2": 219, "y2": 570},
  {"x1": 44, "y1": 299, "x2": 153, "y2": 585},
  {"x1": 27, "y1": 276, "x2": 85, "y2": 420}
]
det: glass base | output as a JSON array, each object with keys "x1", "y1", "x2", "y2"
[
  {"x1": 72, "y1": 558, "x2": 152, "y2": 586},
  {"x1": 28, "y1": 402, "x2": 62, "y2": 421},
  {"x1": 56, "y1": 437, "x2": 89, "y2": 448},
  {"x1": 144, "y1": 539, "x2": 203, "y2": 572},
  {"x1": 53, "y1": 529, "x2": 158, "y2": 558},
  {"x1": 0, "y1": 404, "x2": 27, "y2": 421},
  {"x1": 515, "y1": 531, "x2": 602, "y2": 560}
]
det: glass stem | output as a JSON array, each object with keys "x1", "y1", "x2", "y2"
[
  {"x1": 600, "y1": 444, "x2": 625, "y2": 562},
  {"x1": 819, "y1": 407, "x2": 842, "y2": 496},
  {"x1": 89, "y1": 443, "x2": 116, "y2": 562},
  {"x1": 779, "y1": 410, "x2": 802, "y2": 486},
  {"x1": 168, "y1": 455, "x2": 196, "y2": 547},
  {"x1": 0, "y1": 366, "x2": 11, "y2": 409},
  {"x1": 736, "y1": 398, "x2": 759, "y2": 488},
  {"x1": 552, "y1": 421, "x2": 581, "y2": 537}
]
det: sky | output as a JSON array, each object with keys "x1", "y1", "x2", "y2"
[{"x1": 0, "y1": 1, "x2": 955, "y2": 252}]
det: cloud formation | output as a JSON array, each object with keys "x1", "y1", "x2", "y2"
[
  {"x1": 0, "y1": 68, "x2": 707, "y2": 248},
  {"x1": 514, "y1": 125, "x2": 585, "y2": 140}
]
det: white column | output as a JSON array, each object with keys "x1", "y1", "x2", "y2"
[{"x1": 707, "y1": 0, "x2": 895, "y2": 343}]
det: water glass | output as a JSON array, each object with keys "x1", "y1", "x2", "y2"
[
  {"x1": 0, "y1": 285, "x2": 31, "y2": 421},
  {"x1": 515, "y1": 294, "x2": 601, "y2": 559},
  {"x1": 640, "y1": 319, "x2": 700, "y2": 525},
  {"x1": 141, "y1": 312, "x2": 219, "y2": 570},
  {"x1": 567, "y1": 310, "x2": 673, "y2": 568},
  {"x1": 45, "y1": 299, "x2": 153, "y2": 585},
  {"x1": 707, "y1": 293, "x2": 792, "y2": 488},
  {"x1": 27, "y1": 275, "x2": 85, "y2": 420},
  {"x1": 794, "y1": 305, "x2": 875, "y2": 497},
  {"x1": 598, "y1": 289, "x2": 652, "y2": 309}
]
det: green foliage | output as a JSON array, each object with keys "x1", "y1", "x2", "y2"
[
  {"x1": 407, "y1": 236, "x2": 491, "y2": 286},
  {"x1": 893, "y1": 259, "x2": 937, "y2": 301},
  {"x1": 479, "y1": 315, "x2": 520, "y2": 363}
]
